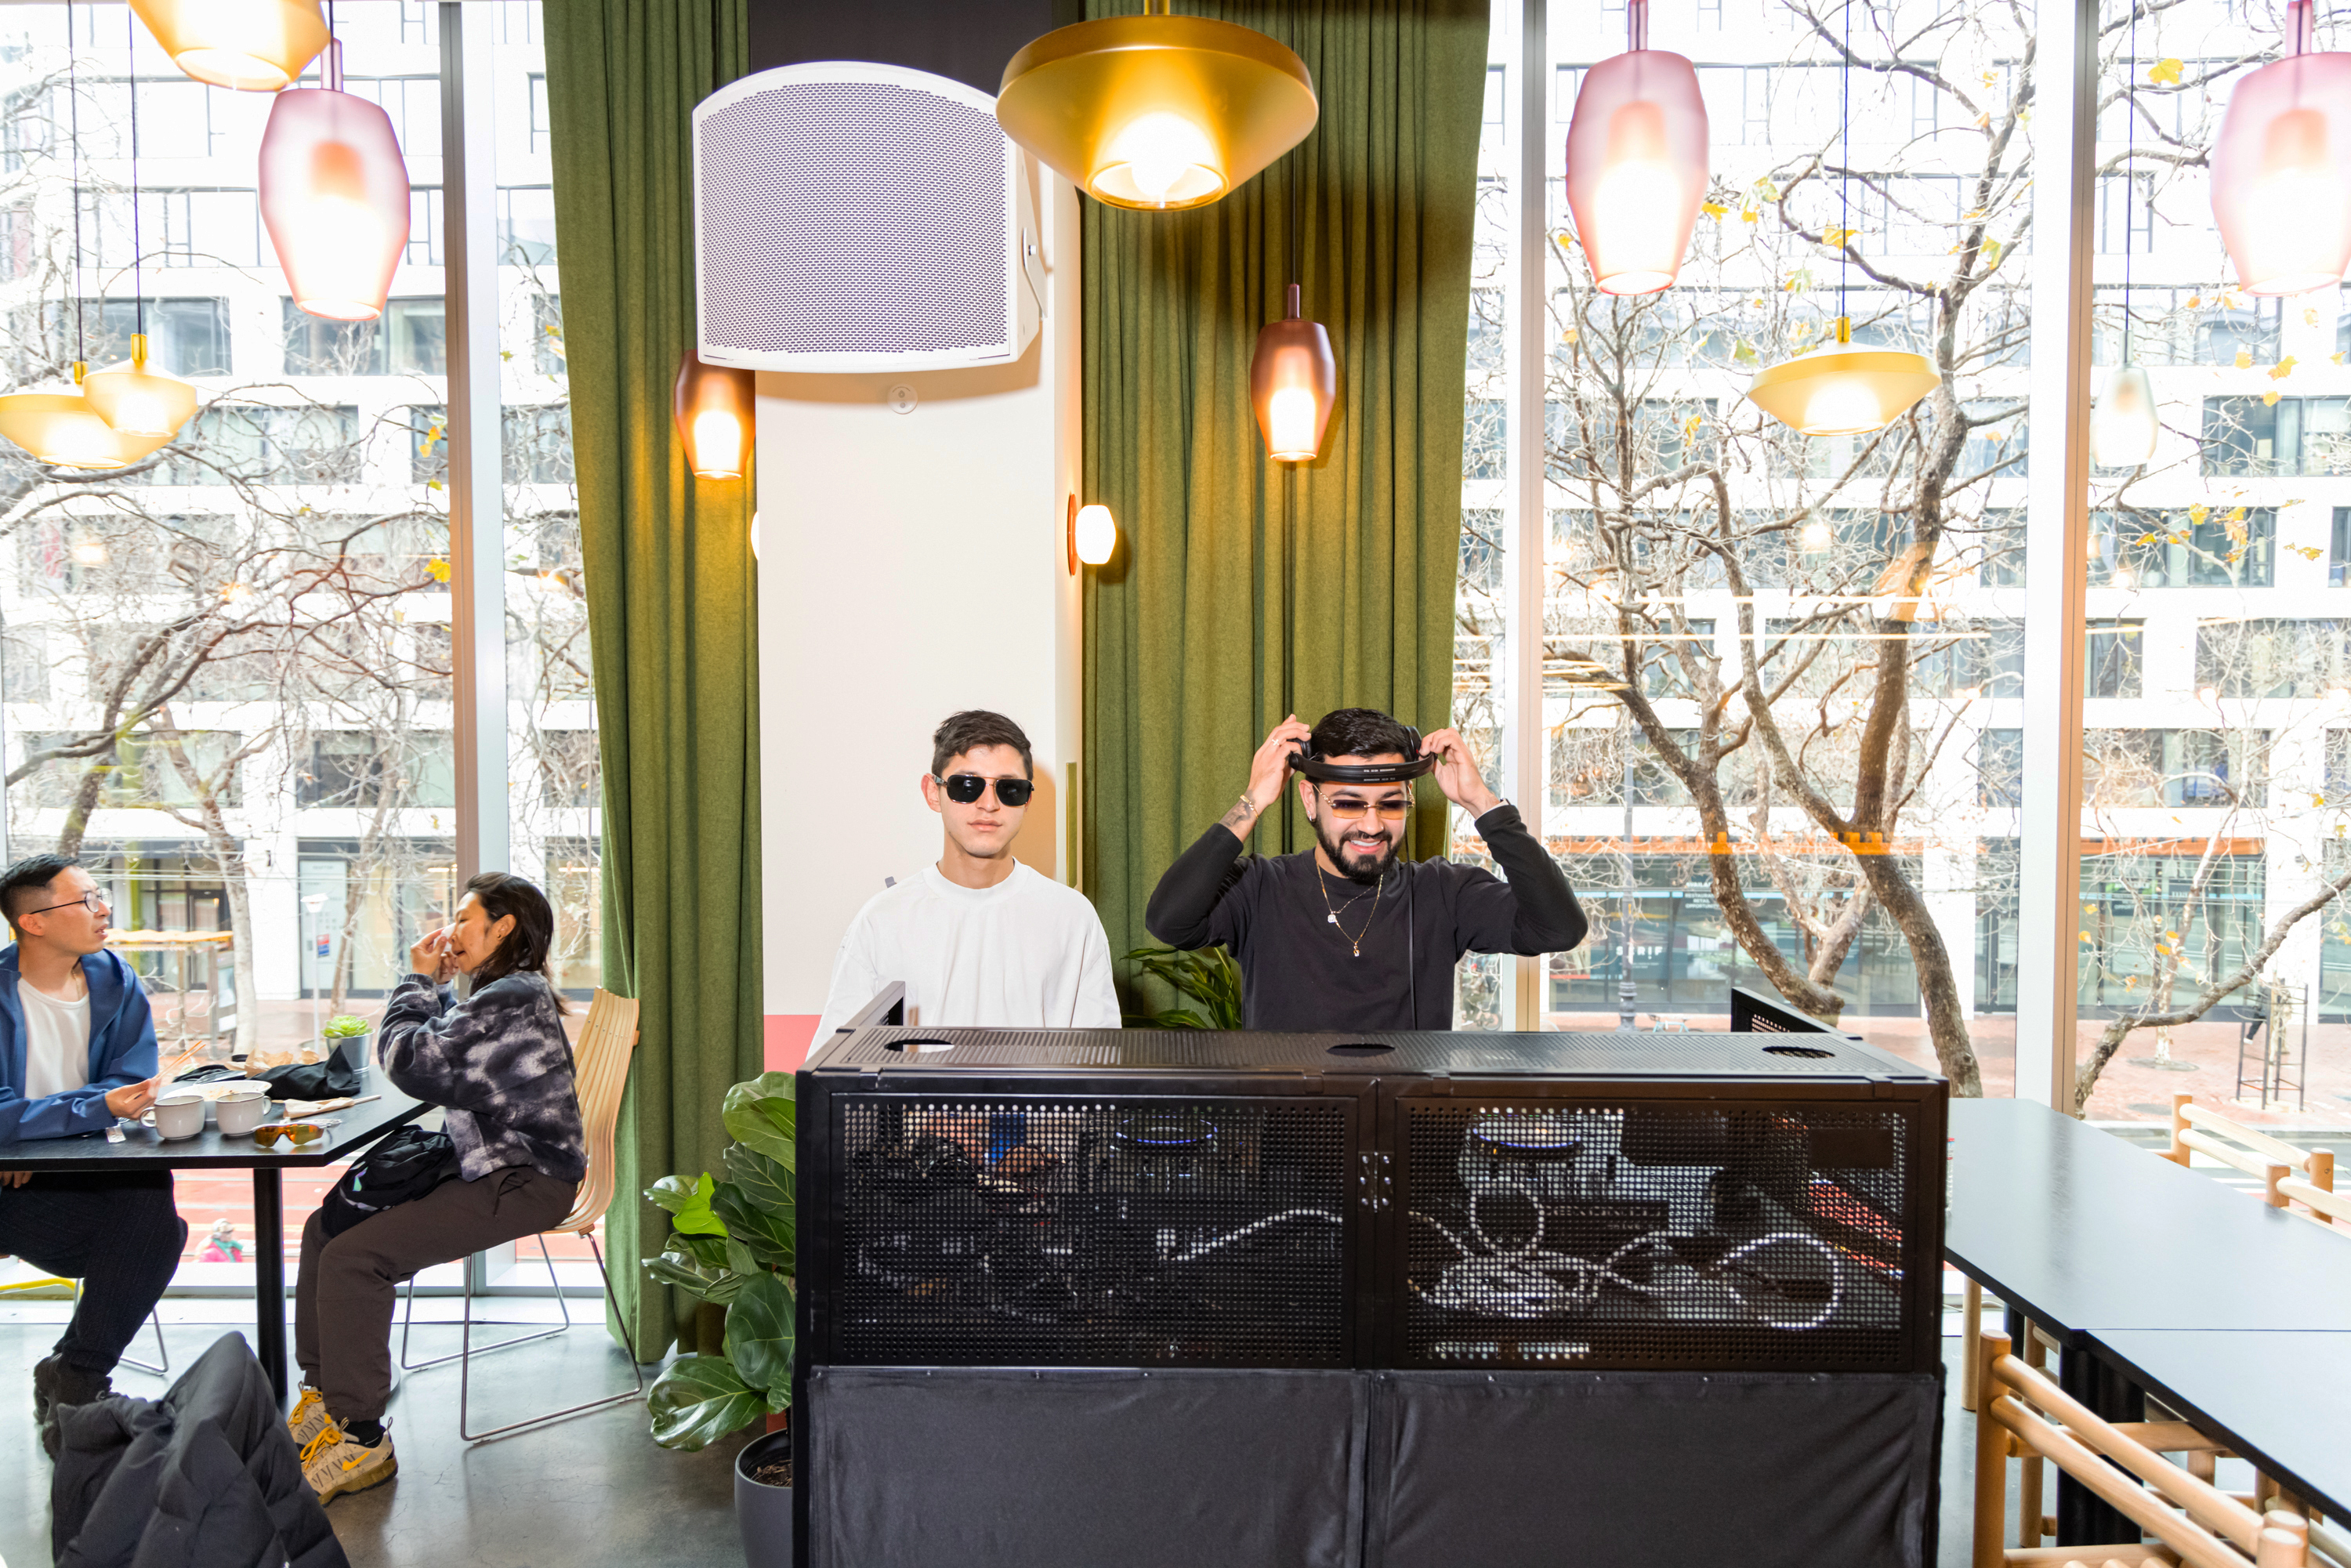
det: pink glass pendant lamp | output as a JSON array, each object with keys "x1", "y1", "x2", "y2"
[
  {"x1": 259, "y1": 40, "x2": 411, "y2": 321},
  {"x1": 1563, "y1": 0, "x2": 1709, "y2": 295},
  {"x1": 2213, "y1": 0, "x2": 2351, "y2": 296},
  {"x1": 1251, "y1": 284, "x2": 1339, "y2": 462}
]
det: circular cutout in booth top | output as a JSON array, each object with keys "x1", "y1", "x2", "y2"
[
  {"x1": 1761, "y1": 1043, "x2": 1835, "y2": 1059},
  {"x1": 882, "y1": 1038, "x2": 955, "y2": 1053},
  {"x1": 1328, "y1": 1042, "x2": 1394, "y2": 1056}
]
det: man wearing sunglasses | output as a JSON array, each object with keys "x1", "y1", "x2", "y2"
[
  {"x1": 1147, "y1": 708, "x2": 1587, "y2": 1030},
  {"x1": 0, "y1": 854, "x2": 185, "y2": 1452},
  {"x1": 813, "y1": 710, "x2": 1118, "y2": 1037}
]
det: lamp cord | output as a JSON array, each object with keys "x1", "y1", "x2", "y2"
[
  {"x1": 2122, "y1": 0, "x2": 2135, "y2": 364},
  {"x1": 65, "y1": 0, "x2": 85, "y2": 368},
  {"x1": 128, "y1": 3, "x2": 142, "y2": 346},
  {"x1": 1838, "y1": 0, "x2": 1850, "y2": 324}
]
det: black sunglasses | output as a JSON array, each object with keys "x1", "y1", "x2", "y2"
[{"x1": 934, "y1": 773, "x2": 1034, "y2": 807}]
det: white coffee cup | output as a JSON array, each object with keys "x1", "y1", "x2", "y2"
[
  {"x1": 152, "y1": 1092, "x2": 206, "y2": 1141},
  {"x1": 216, "y1": 1087, "x2": 273, "y2": 1138}
]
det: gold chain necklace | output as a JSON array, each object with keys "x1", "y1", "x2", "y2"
[{"x1": 1317, "y1": 865, "x2": 1386, "y2": 958}]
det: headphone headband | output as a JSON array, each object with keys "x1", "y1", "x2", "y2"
[{"x1": 1289, "y1": 722, "x2": 1433, "y2": 784}]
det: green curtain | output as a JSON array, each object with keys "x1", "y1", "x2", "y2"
[
  {"x1": 1082, "y1": 0, "x2": 1488, "y2": 975},
  {"x1": 542, "y1": 0, "x2": 759, "y2": 1357}
]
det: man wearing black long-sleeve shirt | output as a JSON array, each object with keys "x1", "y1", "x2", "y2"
[{"x1": 1146, "y1": 708, "x2": 1588, "y2": 1030}]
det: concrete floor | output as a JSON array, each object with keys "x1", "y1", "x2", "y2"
[
  {"x1": 0, "y1": 1307, "x2": 754, "y2": 1568},
  {"x1": 0, "y1": 1302, "x2": 2116, "y2": 1568}
]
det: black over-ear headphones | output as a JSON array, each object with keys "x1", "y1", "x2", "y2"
[{"x1": 1288, "y1": 724, "x2": 1436, "y2": 784}]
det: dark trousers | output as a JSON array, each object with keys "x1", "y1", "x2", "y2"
[
  {"x1": 294, "y1": 1164, "x2": 578, "y2": 1423},
  {"x1": 0, "y1": 1171, "x2": 185, "y2": 1378}
]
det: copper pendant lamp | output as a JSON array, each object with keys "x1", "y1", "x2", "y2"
[
  {"x1": 2213, "y1": 0, "x2": 2351, "y2": 296},
  {"x1": 1563, "y1": 0, "x2": 1709, "y2": 295},
  {"x1": 259, "y1": 37, "x2": 412, "y2": 322},
  {"x1": 129, "y1": 0, "x2": 329, "y2": 92},
  {"x1": 675, "y1": 353, "x2": 755, "y2": 480},
  {"x1": 997, "y1": 0, "x2": 1318, "y2": 212},
  {"x1": 1252, "y1": 284, "x2": 1337, "y2": 462}
]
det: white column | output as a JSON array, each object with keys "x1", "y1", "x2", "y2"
[
  {"x1": 1508, "y1": 0, "x2": 1549, "y2": 1030},
  {"x1": 2012, "y1": 0, "x2": 2099, "y2": 1109},
  {"x1": 440, "y1": 2, "x2": 508, "y2": 879}
]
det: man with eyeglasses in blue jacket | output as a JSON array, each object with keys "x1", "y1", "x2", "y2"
[{"x1": 0, "y1": 854, "x2": 183, "y2": 1455}]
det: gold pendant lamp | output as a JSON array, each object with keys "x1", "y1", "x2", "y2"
[
  {"x1": 1745, "y1": 3, "x2": 1936, "y2": 436},
  {"x1": 129, "y1": 0, "x2": 329, "y2": 92},
  {"x1": 85, "y1": 11, "x2": 200, "y2": 448},
  {"x1": 996, "y1": 0, "x2": 1318, "y2": 212}
]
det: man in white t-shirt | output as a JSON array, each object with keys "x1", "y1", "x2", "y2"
[
  {"x1": 813, "y1": 710, "x2": 1120, "y2": 1038},
  {"x1": 0, "y1": 855, "x2": 183, "y2": 1455}
]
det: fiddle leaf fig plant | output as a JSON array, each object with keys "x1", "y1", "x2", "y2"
[{"x1": 643, "y1": 1071, "x2": 796, "y2": 1450}]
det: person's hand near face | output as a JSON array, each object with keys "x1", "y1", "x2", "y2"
[{"x1": 409, "y1": 925, "x2": 458, "y2": 983}]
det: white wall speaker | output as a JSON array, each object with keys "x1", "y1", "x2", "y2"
[{"x1": 694, "y1": 62, "x2": 1045, "y2": 373}]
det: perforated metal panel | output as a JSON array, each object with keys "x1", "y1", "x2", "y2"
[
  {"x1": 1395, "y1": 1101, "x2": 1914, "y2": 1371},
  {"x1": 693, "y1": 64, "x2": 1027, "y2": 369},
  {"x1": 830, "y1": 1096, "x2": 1354, "y2": 1367}
]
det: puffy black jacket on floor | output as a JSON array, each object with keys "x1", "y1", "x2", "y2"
[{"x1": 51, "y1": 1332, "x2": 346, "y2": 1568}]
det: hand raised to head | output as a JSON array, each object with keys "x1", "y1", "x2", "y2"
[
  {"x1": 1420, "y1": 727, "x2": 1502, "y2": 817},
  {"x1": 1245, "y1": 714, "x2": 1315, "y2": 814}
]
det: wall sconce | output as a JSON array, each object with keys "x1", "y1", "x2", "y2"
[
  {"x1": 675, "y1": 352, "x2": 755, "y2": 480},
  {"x1": 1067, "y1": 497, "x2": 1116, "y2": 572}
]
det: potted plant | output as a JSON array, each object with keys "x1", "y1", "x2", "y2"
[
  {"x1": 1122, "y1": 943, "x2": 1244, "y2": 1028},
  {"x1": 643, "y1": 1070, "x2": 796, "y2": 1568},
  {"x1": 319, "y1": 1012, "x2": 373, "y2": 1070}
]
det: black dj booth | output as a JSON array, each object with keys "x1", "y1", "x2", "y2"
[{"x1": 789, "y1": 999, "x2": 1947, "y2": 1568}]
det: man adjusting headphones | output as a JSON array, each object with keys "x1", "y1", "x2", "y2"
[{"x1": 1145, "y1": 708, "x2": 1588, "y2": 1030}]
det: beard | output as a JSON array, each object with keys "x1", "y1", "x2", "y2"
[{"x1": 1312, "y1": 814, "x2": 1402, "y2": 885}]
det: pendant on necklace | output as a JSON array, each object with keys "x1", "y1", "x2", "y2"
[{"x1": 1327, "y1": 913, "x2": 1339, "y2": 924}]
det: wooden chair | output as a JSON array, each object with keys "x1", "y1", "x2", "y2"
[
  {"x1": 397, "y1": 987, "x2": 645, "y2": 1441},
  {"x1": 1975, "y1": 1328, "x2": 2310, "y2": 1568},
  {"x1": 2162, "y1": 1095, "x2": 2343, "y2": 1229}
]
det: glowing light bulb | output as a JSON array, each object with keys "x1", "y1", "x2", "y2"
[
  {"x1": 1099, "y1": 112, "x2": 1221, "y2": 208},
  {"x1": 690, "y1": 410, "x2": 745, "y2": 479},
  {"x1": 71, "y1": 541, "x2": 109, "y2": 566},
  {"x1": 1799, "y1": 520, "x2": 1835, "y2": 550},
  {"x1": 1585, "y1": 100, "x2": 1686, "y2": 294},
  {"x1": 2198, "y1": 685, "x2": 2220, "y2": 704},
  {"x1": 1074, "y1": 504, "x2": 1118, "y2": 566},
  {"x1": 750, "y1": 511, "x2": 762, "y2": 562},
  {"x1": 2111, "y1": 568, "x2": 2136, "y2": 590},
  {"x1": 1266, "y1": 388, "x2": 1320, "y2": 461},
  {"x1": 1800, "y1": 378, "x2": 1884, "y2": 436},
  {"x1": 2239, "y1": 108, "x2": 2349, "y2": 295},
  {"x1": 2090, "y1": 365, "x2": 2159, "y2": 469}
]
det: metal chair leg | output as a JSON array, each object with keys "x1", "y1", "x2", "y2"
[
  {"x1": 457, "y1": 1231, "x2": 644, "y2": 1443},
  {"x1": 116, "y1": 1309, "x2": 169, "y2": 1378},
  {"x1": 398, "y1": 1235, "x2": 572, "y2": 1372}
]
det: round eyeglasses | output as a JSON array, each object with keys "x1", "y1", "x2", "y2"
[{"x1": 26, "y1": 889, "x2": 109, "y2": 918}]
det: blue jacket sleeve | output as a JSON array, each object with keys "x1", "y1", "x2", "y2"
[{"x1": 0, "y1": 958, "x2": 159, "y2": 1141}]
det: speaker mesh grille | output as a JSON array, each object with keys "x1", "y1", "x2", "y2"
[
  {"x1": 834, "y1": 1097, "x2": 1352, "y2": 1367},
  {"x1": 1398, "y1": 1102, "x2": 1911, "y2": 1371},
  {"x1": 699, "y1": 81, "x2": 1007, "y2": 359}
]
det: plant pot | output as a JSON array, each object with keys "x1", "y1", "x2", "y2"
[
  {"x1": 324, "y1": 1030, "x2": 373, "y2": 1072},
  {"x1": 734, "y1": 1428, "x2": 794, "y2": 1568}
]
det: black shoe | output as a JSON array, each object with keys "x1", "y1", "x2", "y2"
[{"x1": 34, "y1": 1356, "x2": 110, "y2": 1461}]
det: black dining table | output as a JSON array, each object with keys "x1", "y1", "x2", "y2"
[
  {"x1": 0, "y1": 1069, "x2": 427, "y2": 1403},
  {"x1": 1944, "y1": 1098, "x2": 2351, "y2": 1544}
]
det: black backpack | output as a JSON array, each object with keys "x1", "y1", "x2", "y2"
[{"x1": 319, "y1": 1127, "x2": 461, "y2": 1239}]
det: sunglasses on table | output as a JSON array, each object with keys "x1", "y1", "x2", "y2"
[
  {"x1": 933, "y1": 773, "x2": 1035, "y2": 807},
  {"x1": 253, "y1": 1120, "x2": 337, "y2": 1148}
]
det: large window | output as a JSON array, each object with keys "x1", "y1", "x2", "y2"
[{"x1": 0, "y1": 2, "x2": 591, "y2": 1280}]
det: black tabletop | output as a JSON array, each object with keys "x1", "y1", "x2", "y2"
[
  {"x1": 1946, "y1": 1099, "x2": 2351, "y2": 1344},
  {"x1": 0, "y1": 1069, "x2": 428, "y2": 1171},
  {"x1": 2089, "y1": 1329, "x2": 2351, "y2": 1521}
]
